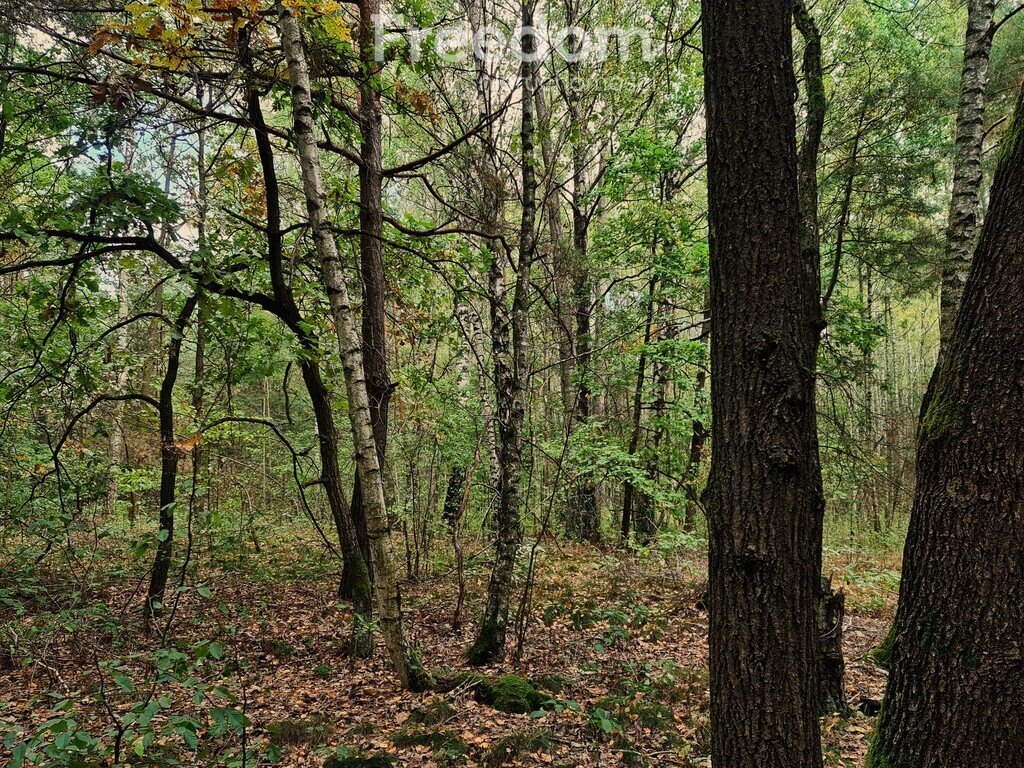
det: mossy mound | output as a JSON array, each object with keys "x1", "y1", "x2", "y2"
[
  {"x1": 481, "y1": 728, "x2": 553, "y2": 768},
  {"x1": 391, "y1": 727, "x2": 468, "y2": 758},
  {"x1": 408, "y1": 697, "x2": 457, "y2": 726},
  {"x1": 490, "y1": 675, "x2": 544, "y2": 714},
  {"x1": 434, "y1": 671, "x2": 544, "y2": 714},
  {"x1": 868, "y1": 625, "x2": 896, "y2": 669}
]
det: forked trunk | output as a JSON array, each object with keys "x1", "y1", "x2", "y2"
[{"x1": 278, "y1": 8, "x2": 428, "y2": 691}]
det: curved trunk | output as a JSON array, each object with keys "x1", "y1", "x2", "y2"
[
  {"x1": 868, "y1": 87, "x2": 1024, "y2": 768},
  {"x1": 144, "y1": 293, "x2": 199, "y2": 627},
  {"x1": 242, "y1": 66, "x2": 372, "y2": 656}
]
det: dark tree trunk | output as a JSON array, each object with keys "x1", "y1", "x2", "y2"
[
  {"x1": 796, "y1": 0, "x2": 848, "y2": 717},
  {"x1": 243, "y1": 67, "x2": 372, "y2": 655},
  {"x1": 817, "y1": 578, "x2": 848, "y2": 715},
  {"x1": 144, "y1": 293, "x2": 199, "y2": 626},
  {"x1": 564, "y1": 0, "x2": 598, "y2": 545},
  {"x1": 349, "y1": 0, "x2": 390, "y2": 577},
  {"x1": 701, "y1": 0, "x2": 825, "y2": 765},
  {"x1": 682, "y1": 298, "x2": 710, "y2": 531},
  {"x1": 467, "y1": 0, "x2": 536, "y2": 666},
  {"x1": 621, "y1": 277, "x2": 657, "y2": 542},
  {"x1": 868, "y1": 88, "x2": 1024, "y2": 768}
]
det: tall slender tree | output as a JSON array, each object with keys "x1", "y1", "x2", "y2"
[
  {"x1": 278, "y1": 7, "x2": 428, "y2": 691},
  {"x1": 467, "y1": 0, "x2": 537, "y2": 666},
  {"x1": 701, "y1": 0, "x2": 825, "y2": 764},
  {"x1": 939, "y1": 0, "x2": 998, "y2": 348}
]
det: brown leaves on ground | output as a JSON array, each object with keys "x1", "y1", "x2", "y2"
[{"x1": 0, "y1": 539, "x2": 894, "y2": 767}]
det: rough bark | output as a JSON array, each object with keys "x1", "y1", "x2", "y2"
[
  {"x1": 348, "y1": 0, "x2": 390, "y2": 577},
  {"x1": 278, "y1": 8, "x2": 428, "y2": 690},
  {"x1": 467, "y1": 0, "x2": 536, "y2": 666},
  {"x1": 868, "y1": 87, "x2": 1024, "y2": 768},
  {"x1": 796, "y1": 0, "x2": 848, "y2": 716},
  {"x1": 939, "y1": 0, "x2": 997, "y2": 350},
  {"x1": 144, "y1": 293, "x2": 199, "y2": 627},
  {"x1": 701, "y1": 0, "x2": 825, "y2": 764}
]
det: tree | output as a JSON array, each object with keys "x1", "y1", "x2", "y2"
[
  {"x1": 939, "y1": 0, "x2": 998, "y2": 348},
  {"x1": 277, "y1": 6, "x2": 428, "y2": 691},
  {"x1": 701, "y1": 0, "x2": 825, "y2": 765},
  {"x1": 467, "y1": 0, "x2": 538, "y2": 666},
  {"x1": 867, "y1": 84, "x2": 1024, "y2": 768}
]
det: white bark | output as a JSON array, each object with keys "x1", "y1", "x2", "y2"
[
  {"x1": 940, "y1": 0, "x2": 997, "y2": 348},
  {"x1": 277, "y1": 7, "x2": 425, "y2": 691}
]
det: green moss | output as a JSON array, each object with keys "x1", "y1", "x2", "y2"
[
  {"x1": 868, "y1": 624, "x2": 896, "y2": 669},
  {"x1": 490, "y1": 675, "x2": 544, "y2": 714},
  {"x1": 433, "y1": 672, "x2": 543, "y2": 714},
  {"x1": 919, "y1": 388, "x2": 967, "y2": 443},
  {"x1": 408, "y1": 698, "x2": 457, "y2": 726},
  {"x1": 864, "y1": 725, "x2": 915, "y2": 768},
  {"x1": 481, "y1": 728, "x2": 553, "y2": 768}
]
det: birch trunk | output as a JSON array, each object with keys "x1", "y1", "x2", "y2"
[
  {"x1": 939, "y1": 0, "x2": 997, "y2": 349},
  {"x1": 278, "y1": 8, "x2": 428, "y2": 691}
]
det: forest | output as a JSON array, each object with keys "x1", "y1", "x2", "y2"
[{"x1": 0, "y1": 0, "x2": 1022, "y2": 766}]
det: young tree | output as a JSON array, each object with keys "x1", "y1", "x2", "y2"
[
  {"x1": 939, "y1": 0, "x2": 998, "y2": 348},
  {"x1": 868, "y1": 85, "x2": 1024, "y2": 768},
  {"x1": 278, "y1": 6, "x2": 428, "y2": 691},
  {"x1": 701, "y1": 0, "x2": 825, "y2": 765},
  {"x1": 467, "y1": 0, "x2": 538, "y2": 666}
]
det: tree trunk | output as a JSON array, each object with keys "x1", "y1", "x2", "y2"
[
  {"x1": 565, "y1": 1, "x2": 598, "y2": 543},
  {"x1": 796, "y1": 0, "x2": 848, "y2": 716},
  {"x1": 348, "y1": 0, "x2": 391, "y2": 581},
  {"x1": 144, "y1": 293, "x2": 199, "y2": 627},
  {"x1": 278, "y1": 8, "x2": 428, "y2": 691},
  {"x1": 681, "y1": 297, "x2": 710, "y2": 531},
  {"x1": 868, "y1": 86, "x2": 1024, "y2": 768},
  {"x1": 817, "y1": 578, "x2": 848, "y2": 715},
  {"x1": 939, "y1": 0, "x2": 997, "y2": 349},
  {"x1": 701, "y1": 0, "x2": 825, "y2": 765},
  {"x1": 467, "y1": 0, "x2": 536, "y2": 666},
  {"x1": 241, "y1": 53, "x2": 373, "y2": 655},
  {"x1": 621, "y1": 277, "x2": 657, "y2": 542}
]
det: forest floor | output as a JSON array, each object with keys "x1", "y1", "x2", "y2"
[{"x1": 1, "y1": 528, "x2": 900, "y2": 767}]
